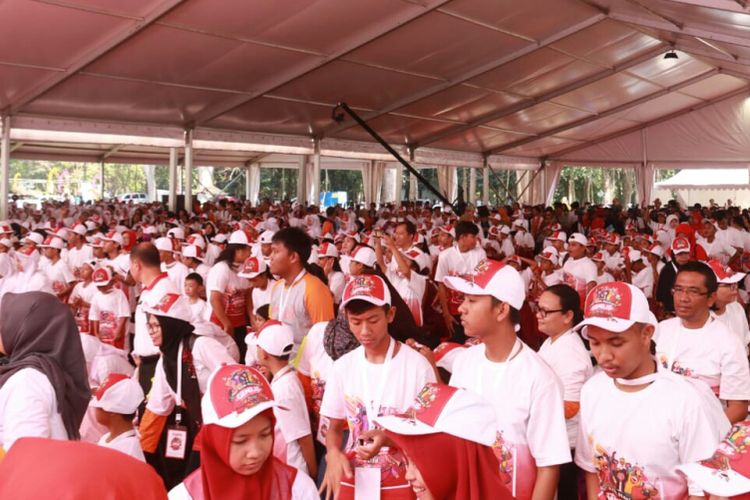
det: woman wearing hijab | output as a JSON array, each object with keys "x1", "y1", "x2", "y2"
[
  {"x1": 375, "y1": 383, "x2": 514, "y2": 500},
  {"x1": 0, "y1": 437, "x2": 168, "y2": 500},
  {"x1": 168, "y1": 364, "x2": 318, "y2": 499},
  {"x1": 0, "y1": 244, "x2": 52, "y2": 300},
  {"x1": 139, "y1": 292, "x2": 235, "y2": 489},
  {"x1": 0, "y1": 291, "x2": 90, "y2": 455}
]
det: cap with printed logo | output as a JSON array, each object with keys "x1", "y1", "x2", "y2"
[
  {"x1": 605, "y1": 233, "x2": 621, "y2": 246},
  {"x1": 550, "y1": 231, "x2": 567, "y2": 242},
  {"x1": 576, "y1": 282, "x2": 657, "y2": 338},
  {"x1": 643, "y1": 242, "x2": 664, "y2": 257},
  {"x1": 237, "y1": 256, "x2": 267, "y2": 279},
  {"x1": 671, "y1": 236, "x2": 691, "y2": 255},
  {"x1": 201, "y1": 364, "x2": 288, "y2": 429},
  {"x1": 101, "y1": 231, "x2": 123, "y2": 246},
  {"x1": 154, "y1": 237, "x2": 175, "y2": 253},
  {"x1": 90, "y1": 373, "x2": 144, "y2": 414},
  {"x1": 22, "y1": 232, "x2": 44, "y2": 246},
  {"x1": 444, "y1": 259, "x2": 526, "y2": 310},
  {"x1": 341, "y1": 275, "x2": 391, "y2": 308},
  {"x1": 403, "y1": 247, "x2": 431, "y2": 273},
  {"x1": 676, "y1": 420, "x2": 750, "y2": 497},
  {"x1": 39, "y1": 235, "x2": 65, "y2": 250},
  {"x1": 228, "y1": 230, "x2": 252, "y2": 246},
  {"x1": 439, "y1": 225, "x2": 456, "y2": 238},
  {"x1": 258, "y1": 230, "x2": 275, "y2": 245},
  {"x1": 345, "y1": 231, "x2": 361, "y2": 243},
  {"x1": 707, "y1": 259, "x2": 745, "y2": 284},
  {"x1": 433, "y1": 342, "x2": 469, "y2": 372},
  {"x1": 592, "y1": 252, "x2": 605, "y2": 263},
  {"x1": 185, "y1": 233, "x2": 206, "y2": 249},
  {"x1": 537, "y1": 246, "x2": 559, "y2": 265},
  {"x1": 89, "y1": 237, "x2": 104, "y2": 249},
  {"x1": 92, "y1": 266, "x2": 113, "y2": 287},
  {"x1": 256, "y1": 320, "x2": 294, "y2": 357},
  {"x1": 142, "y1": 292, "x2": 192, "y2": 322},
  {"x1": 167, "y1": 227, "x2": 185, "y2": 240},
  {"x1": 350, "y1": 245, "x2": 377, "y2": 268},
  {"x1": 182, "y1": 245, "x2": 204, "y2": 262},
  {"x1": 318, "y1": 242, "x2": 339, "y2": 258},
  {"x1": 375, "y1": 383, "x2": 497, "y2": 447},
  {"x1": 568, "y1": 233, "x2": 588, "y2": 246}
]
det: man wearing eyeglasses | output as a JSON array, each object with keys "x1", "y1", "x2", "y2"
[{"x1": 654, "y1": 260, "x2": 750, "y2": 423}]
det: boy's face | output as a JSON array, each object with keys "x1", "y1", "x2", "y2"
[
  {"x1": 346, "y1": 305, "x2": 395, "y2": 351},
  {"x1": 250, "y1": 313, "x2": 267, "y2": 332},
  {"x1": 43, "y1": 247, "x2": 56, "y2": 260},
  {"x1": 457, "y1": 294, "x2": 505, "y2": 339},
  {"x1": 184, "y1": 279, "x2": 201, "y2": 298},
  {"x1": 98, "y1": 282, "x2": 113, "y2": 293},
  {"x1": 94, "y1": 407, "x2": 110, "y2": 427},
  {"x1": 80, "y1": 265, "x2": 93, "y2": 281},
  {"x1": 586, "y1": 323, "x2": 653, "y2": 379}
]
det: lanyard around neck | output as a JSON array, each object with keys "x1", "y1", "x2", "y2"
[
  {"x1": 360, "y1": 338, "x2": 396, "y2": 426},
  {"x1": 277, "y1": 269, "x2": 306, "y2": 318}
]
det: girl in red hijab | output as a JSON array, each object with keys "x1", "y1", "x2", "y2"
[
  {"x1": 675, "y1": 223, "x2": 708, "y2": 261},
  {"x1": 168, "y1": 364, "x2": 318, "y2": 500},
  {"x1": 376, "y1": 383, "x2": 515, "y2": 500}
]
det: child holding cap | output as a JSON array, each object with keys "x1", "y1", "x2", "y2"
[
  {"x1": 256, "y1": 320, "x2": 317, "y2": 479},
  {"x1": 92, "y1": 373, "x2": 146, "y2": 462},
  {"x1": 89, "y1": 266, "x2": 131, "y2": 350},
  {"x1": 168, "y1": 364, "x2": 319, "y2": 499},
  {"x1": 575, "y1": 282, "x2": 729, "y2": 499}
]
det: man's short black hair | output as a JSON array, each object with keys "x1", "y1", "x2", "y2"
[
  {"x1": 185, "y1": 272, "x2": 203, "y2": 286},
  {"x1": 272, "y1": 227, "x2": 312, "y2": 263},
  {"x1": 130, "y1": 242, "x2": 160, "y2": 268},
  {"x1": 396, "y1": 220, "x2": 416, "y2": 236},
  {"x1": 344, "y1": 299, "x2": 390, "y2": 315},
  {"x1": 455, "y1": 220, "x2": 479, "y2": 239},
  {"x1": 677, "y1": 261, "x2": 718, "y2": 294}
]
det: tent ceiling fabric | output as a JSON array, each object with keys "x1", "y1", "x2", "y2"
[{"x1": 1, "y1": 0, "x2": 749, "y2": 167}]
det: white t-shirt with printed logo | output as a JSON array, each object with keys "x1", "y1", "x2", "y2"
[
  {"x1": 271, "y1": 366, "x2": 312, "y2": 476},
  {"x1": 655, "y1": 316, "x2": 750, "y2": 400},
  {"x1": 89, "y1": 289, "x2": 130, "y2": 348},
  {"x1": 575, "y1": 370, "x2": 728, "y2": 498},
  {"x1": 206, "y1": 261, "x2": 249, "y2": 328},
  {"x1": 44, "y1": 258, "x2": 75, "y2": 295},
  {"x1": 450, "y1": 341, "x2": 571, "y2": 500},
  {"x1": 538, "y1": 330, "x2": 594, "y2": 448},
  {"x1": 562, "y1": 257, "x2": 597, "y2": 298},
  {"x1": 434, "y1": 245, "x2": 487, "y2": 315},
  {"x1": 297, "y1": 322, "x2": 334, "y2": 444},
  {"x1": 713, "y1": 302, "x2": 750, "y2": 349},
  {"x1": 386, "y1": 269, "x2": 427, "y2": 327},
  {"x1": 631, "y1": 266, "x2": 654, "y2": 298}
]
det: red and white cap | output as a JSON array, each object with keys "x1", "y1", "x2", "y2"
[
  {"x1": 439, "y1": 224, "x2": 455, "y2": 238},
  {"x1": 142, "y1": 292, "x2": 192, "y2": 322},
  {"x1": 154, "y1": 237, "x2": 175, "y2": 253},
  {"x1": 375, "y1": 383, "x2": 497, "y2": 447},
  {"x1": 39, "y1": 235, "x2": 64, "y2": 250},
  {"x1": 345, "y1": 231, "x2": 361, "y2": 243},
  {"x1": 258, "y1": 230, "x2": 275, "y2": 245},
  {"x1": 72, "y1": 224, "x2": 88, "y2": 236},
  {"x1": 88, "y1": 237, "x2": 104, "y2": 249},
  {"x1": 671, "y1": 236, "x2": 691, "y2": 255},
  {"x1": 341, "y1": 275, "x2": 391, "y2": 308},
  {"x1": 592, "y1": 252, "x2": 605, "y2": 262},
  {"x1": 47, "y1": 227, "x2": 69, "y2": 241},
  {"x1": 676, "y1": 420, "x2": 750, "y2": 497},
  {"x1": 605, "y1": 233, "x2": 620, "y2": 246},
  {"x1": 237, "y1": 256, "x2": 267, "y2": 279},
  {"x1": 576, "y1": 282, "x2": 656, "y2": 339},
  {"x1": 403, "y1": 247, "x2": 430, "y2": 272},
  {"x1": 228, "y1": 230, "x2": 252, "y2": 246},
  {"x1": 256, "y1": 320, "x2": 294, "y2": 357},
  {"x1": 318, "y1": 242, "x2": 339, "y2": 258},
  {"x1": 185, "y1": 233, "x2": 206, "y2": 249},
  {"x1": 182, "y1": 245, "x2": 204, "y2": 262},
  {"x1": 0, "y1": 222, "x2": 12, "y2": 235},
  {"x1": 433, "y1": 342, "x2": 469, "y2": 372},
  {"x1": 350, "y1": 245, "x2": 376, "y2": 268},
  {"x1": 167, "y1": 227, "x2": 185, "y2": 240},
  {"x1": 92, "y1": 266, "x2": 113, "y2": 287},
  {"x1": 706, "y1": 259, "x2": 745, "y2": 284},
  {"x1": 537, "y1": 246, "x2": 559, "y2": 265},
  {"x1": 101, "y1": 231, "x2": 123, "y2": 246},
  {"x1": 550, "y1": 230, "x2": 567, "y2": 242},
  {"x1": 90, "y1": 373, "x2": 144, "y2": 414},
  {"x1": 201, "y1": 364, "x2": 287, "y2": 429},
  {"x1": 568, "y1": 232, "x2": 588, "y2": 246},
  {"x1": 643, "y1": 242, "x2": 664, "y2": 257},
  {"x1": 0, "y1": 238, "x2": 12, "y2": 249},
  {"x1": 22, "y1": 232, "x2": 44, "y2": 246},
  {"x1": 444, "y1": 259, "x2": 526, "y2": 310}
]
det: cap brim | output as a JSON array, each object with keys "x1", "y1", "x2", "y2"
[
  {"x1": 375, "y1": 415, "x2": 439, "y2": 438},
  {"x1": 443, "y1": 275, "x2": 486, "y2": 297},
  {"x1": 238, "y1": 271, "x2": 263, "y2": 279},
  {"x1": 209, "y1": 400, "x2": 289, "y2": 429},
  {"x1": 676, "y1": 463, "x2": 750, "y2": 497},
  {"x1": 341, "y1": 295, "x2": 389, "y2": 308},
  {"x1": 576, "y1": 317, "x2": 636, "y2": 339},
  {"x1": 720, "y1": 273, "x2": 746, "y2": 284}
]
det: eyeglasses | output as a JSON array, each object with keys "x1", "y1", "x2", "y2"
[
  {"x1": 671, "y1": 287, "x2": 710, "y2": 298},
  {"x1": 536, "y1": 308, "x2": 564, "y2": 318}
]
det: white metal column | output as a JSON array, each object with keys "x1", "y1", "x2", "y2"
[
  {"x1": 0, "y1": 116, "x2": 9, "y2": 220},
  {"x1": 311, "y1": 141, "x2": 321, "y2": 206},
  {"x1": 469, "y1": 167, "x2": 477, "y2": 204},
  {"x1": 168, "y1": 147, "x2": 178, "y2": 212},
  {"x1": 184, "y1": 129, "x2": 194, "y2": 213},
  {"x1": 482, "y1": 165, "x2": 490, "y2": 206},
  {"x1": 297, "y1": 155, "x2": 307, "y2": 205},
  {"x1": 394, "y1": 163, "x2": 403, "y2": 206},
  {"x1": 409, "y1": 172, "x2": 418, "y2": 201},
  {"x1": 245, "y1": 163, "x2": 252, "y2": 202}
]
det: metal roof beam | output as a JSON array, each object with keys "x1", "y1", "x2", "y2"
[
  {"x1": 546, "y1": 84, "x2": 750, "y2": 159},
  {"x1": 320, "y1": 12, "x2": 608, "y2": 139},
  {"x1": 415, "y1": 44, "x2": 667, "y2": 148},
  {"x1": 99, "y1": 144, "x2": 123, "y2": 162},
  {"x1": 190, "y1": 0, "x2": 454, "y2": 126},
  {"x1": 485, "y1": 68, "x2": 719, "y2": 155},
  {"x1": 5, "y1": 0, "x2": 186, "y2": 114}
]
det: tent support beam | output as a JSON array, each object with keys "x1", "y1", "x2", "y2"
[
  {"x1": 184, "y1": 129, "x2": 194, "y2": 213},
  {"x1": 321, "y1": 13, "x2": 607, "y2": 139},
  {"x1": 168, "y1": 147, "x2": 178, "y2": 212},
  {"x1": 0, "y1": 116, "x2": 9, "y2": 219},
  {"x1": 415, "y1": 44, "x2": 667, "y2": 148},
  {"x1": 547, "y1": 84, "x2": 750, "y2": 159},
  {"x1": 485, "y1": 68, "x2": 719, "y2": 156}
]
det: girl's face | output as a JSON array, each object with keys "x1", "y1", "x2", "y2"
[
  {"x1": 405, "y1": 455, "x2": 434, "y2": 500},
  {"x1": 349, "y1": 260, "x2": 364, "y2": 276},
  {"x1": 229, "y1": 413, "x2": 274, "y2": 476},
  {"x1": 147, "y1": 315, "x2": 163, "y2": 346},
  {"x1": 716, "y1": 283, "x2": 738, "y2": 306}
]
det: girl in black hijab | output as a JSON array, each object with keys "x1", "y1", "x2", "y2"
[{"x1": 0, "y1": 291, "x2": 90, "y2": 451}]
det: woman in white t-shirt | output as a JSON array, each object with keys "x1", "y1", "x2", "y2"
[
  {"x1": 0, "y1": 291, "x2": 90, "y2": 453},
  {"x1": 318, "y1": 242, "x2": 346, "y2": 307},
  {"x1": 709, "y1": 261, "x2": 750, "y2": 353}
]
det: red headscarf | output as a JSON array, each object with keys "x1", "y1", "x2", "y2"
[
  {"x1": 384, "y1": 431, "x2": 515, "y2": 500},
  {"x1": 185, "y1": 410, "x2": 297, "y2": 500},
  {"x1": 675, "y1": 223, "x2": 708, "y2": 261},
  {"x1": 0, "y1": 437, "x2": 167, "y2": 499},
  {"x1": 122, "y1": 229, "x2": 138, "y2": 252}
]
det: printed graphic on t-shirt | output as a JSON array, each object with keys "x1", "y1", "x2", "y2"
[
  {"x1": 563, "y1": 271, "x2": 587, "y2": 296},
  {"x1": 75, "y1": 305, "x2": 91, "y2": 334},
  {"x1": 492, "y1": 432, "x2": 516, "y2": 486},
  {"x1": 98, "y1": 310, "x2": 118, "y2": 344},
  {"x1": 591, "y1": 441, "x2": 660, "y2": 499},
  {"x1": 657, "y1": 354, "x2": 695, "y2": 379},
  {"x1": 52, "y1": 280, "x2": 65, "y2": 294},
  {"x1": 698, "y1": 421, "x2": 750, "y2": 477},
  {"x1": 446, "y1": 272, "x2": 464, "y2": 315},
  {"x1": 225, "y1": 287, "x2": 246, "y2": 318}
]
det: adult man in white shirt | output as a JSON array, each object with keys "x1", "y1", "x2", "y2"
[
  {"x1": 655, "y1": 260, "x2": 750, "y2": 423},
  {"x1": 445, "y1": 260, "x2": 571, "y2": 499},
  {"x1": 66, "y1": 224, "x2": 93, "y2": 278},
  {"x1": 698, "y1": 218, "x2": 738, "y2": 265},
  {"x1": 562, "y1": 233, "x2": 597, "y2": 302},
  {"x1": 575, "y1": 282, "x2": 728, "y2": 499}
]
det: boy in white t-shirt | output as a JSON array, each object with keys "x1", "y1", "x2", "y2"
[
  {"x1": 445, "y1": 259, "x2": 571, "y2": 499},
  {"x1": 319, "y1": 275, "x2": 436, "y2": 499},
  {"x1": 89, "y1": 266, "x2": 131, "y2": 350},
  {"x1": 183, "y1": 272, "x2": 208, "y2": 323},
  {"x1": 40, "y1": 235, "x2": 76, "y2": 300},
  {"x1": 574, "y1": 282, "x2": 729, "y2": 499},
  {"x1": 562, "y1": 233, "x2": 597, "y2": 303},
  {"x1": 69, "y1": 260, "x2": 98, "y2": 335},
  {"x1": 256, "y1": 320, "x2": 317, "y2": 479},
  {"x1": 655, "y1": 260, "x2": 750, "y2": 423},
  {"x1": 92, "y1": 373, "x2": 146, "y2": 462}
]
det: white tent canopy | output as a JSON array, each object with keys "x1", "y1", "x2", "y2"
[{"x1": 653, "y1": 167, "x2": 750, "y2": 207}]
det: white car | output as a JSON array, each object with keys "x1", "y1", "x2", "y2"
[{"x1": 118, "y1": 192, "x2": 148, "y2": 203}]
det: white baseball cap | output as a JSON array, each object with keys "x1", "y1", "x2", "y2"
[
  {"x1": 92, "y1": 266, "x2": 113, "y2": 287},
  {"x1": 154, "y1": 237, "x2": 175, "y2": 253},
  {"x1": 167, "y1": 227, "x2": 185, "y2": 240},
  {"x1": 258, "y1": 230, "x2": 275, "y2": 245},
  {"x1": 403, "y1": 247, "x2": 431, "y2": 273},
  {"x1": 185, "y1": 233, "x2": 206, "y2": 249},
  {"x1": 88, "y1": 237, "x2": 104, "y2": 249},
  {"x1": 375, "y1": 383, "x2": 497, "y2": 447},
  {"x1": 318, "y1": 242, "x2": 339, "y2": 258},
  {"x1": 0, "y1": 238, "x2": 12, "y2": 249},
  {"x1": 676, "y1": 420, "x2": 750, "y2": 497},
  {"x1": 84, "y1": 220, "x2": 98, "y2": 231},
  {"x1": 213, "y1": 233, "x2": 228, "y2": 244},
  {"x1": 707, "y1": 259, "x2": 746, "y2": 284},
  {"x1": 237, "y1": 255, "x2": 267, "y2": 279},
  {"x1": 90, "y1": 373, "x2": 144, "y2": 414},
  {"x1": 568, "y1": 232, "x2": 588, "y2": 246},
  {"x1": 626, "y1": 249, "x2": 643, "y2": 264},
  {"x1": 22, "y1": 232, "x2": 44, "y2": 246},
  {"x1": 39, "y1": 235, "x2": 64, "y2": 250},
  {"x1": 499, "y1": 225, "x2": 511, "y2": 236},
  {"x1": 201, "y1": 364, "x2": 287, "y2": 429},
  {"x1": 72, "y1": 224, "x2": 88, "y2": 236},
  {"x1": 550, "y1": 230, "x2": 567, "y2": 242},
  {"x1": 671, "y1": 237, "x2": 691, "y2": 255},
  {"x1": 439, "y1": 224, "x2": 456, "y2": 238},
  {"x1": 537, "y1": 246, "x2": 559, "y2": 266},
  {"x1": 256, "y1": 320, "x2": 294, "y2": 357},
  {"x1": 228, "y1": 230, "x2": 252, "y2": 246},
  {"x1": 182, "y1": 244, "x2": 204, "y2": 262},
  {"x1": 643, "y1": 242, "x2": 664, "y2": 257},
  {"x1": 0, "y1": 222, "x2": 12, "y2": 235},
  {"x1": 142, "y1": 292, "x2": 193, "y2": 323},
  {"x1": 576, "y1": 282, "x2": 657, "y2": 339},
  {"x1": 341, "y1": 275, "x2": 392, "y2": 308},
  {"x1": 350, "y1": 245, "x2": 376, "y2": 268},
  {"x1": 444, "y1": 259, "x2": 526, "y2": 310},
  {"x1": 101, "y1": 231, "x2": 123, "y2": 246}
]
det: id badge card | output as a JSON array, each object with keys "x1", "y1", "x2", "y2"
[
  {"x1": 165, "y1": 424, "x2": 188, "y2": 460},
  {"x1": 354, "y1": 467, "x2": 380, "y2": 500}
]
